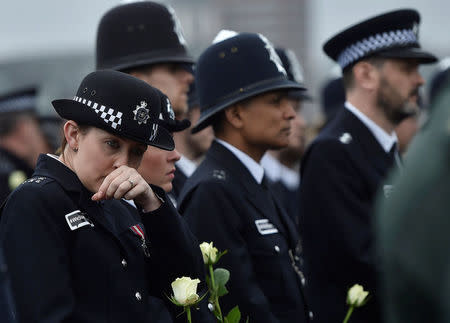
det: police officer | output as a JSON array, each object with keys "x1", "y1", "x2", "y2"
[
  {"x1": 0, "y1": 87, "x2": 51, "y2": 203},
  {"x1": 261, "y1": 47, "x2": 310, "y2": 227},
  {"x1": 178, "y1": 31, "x2": 311, "y2": 323},
  {"x1": 96, "y1": 1, "x2": 195, "y2": 207},
  {"x1": 0, "y1": 70, "x2": 204, "y2": 323},
  {"x1": 298, "y1": 9, "x2": 437, "y2": 323}
]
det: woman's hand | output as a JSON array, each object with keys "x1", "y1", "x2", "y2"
[{"x1": 91, "y1": 165, "x2": 162, "y2": 212}]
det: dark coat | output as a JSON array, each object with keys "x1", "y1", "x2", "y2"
[
  {"x1": 178, "y1": 141, "x2": 311, "y2": 323},
  {"x1": 0, "y1": 148, "x2": 34, "y2": 204},
  {"x1": 0, "y1": 154, "x2": 205, "y2": 323},
  {"x1": 169, "y1": 165, "x2": 188, "y2": 204},
  {"x1": 298, "y1": 107, "x2": 397, "y2": 323}
]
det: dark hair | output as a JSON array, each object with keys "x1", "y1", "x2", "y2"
[
  {"x1": 56, "y1": 124, "x2": 91, "y2": 155},
  {"x1": 342, "y1": 56, "x2": 386, "y2": 90}
]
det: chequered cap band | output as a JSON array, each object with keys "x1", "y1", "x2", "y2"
[
  {"x1": 73, "y1": 96, "x2": 123, "y2": 129},
  {"x1": 337, "y1": 28, "x2": 418, "y2": 69},
  {"x1": 0, "y1": 96, "x2": 35, "y2": 113}
]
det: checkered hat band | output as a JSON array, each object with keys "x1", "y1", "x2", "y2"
[
  {"x1": 337, "y1": 28, "x2": 418, "y2": 69},
  {"x1": 0, "y1": 96, "x2": 34, "y2": 113},
  {"x1": 73, "y1": 96, "x2": 123, "y2": 129}
]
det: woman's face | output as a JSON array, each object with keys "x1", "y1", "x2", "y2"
[
  {"x1": 70, "y1": 127, "x2": 147, "y2": 193},
  {"x1": 137, "y1": 145, "x2": 181, "y2": 192}
]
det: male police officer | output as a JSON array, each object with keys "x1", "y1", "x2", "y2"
[
  {"x1": 178, "y1": 31, "x2": 311, "y2": 323},
  {"x1": 0, "y1": 88, "x2": 51, "y2": 203},
  {"x1": 96, "y1": 1, "x2": 194, "y2": 205},
  {"x1": 298, "y1": 9, "x2": 437, "y2": 323}
]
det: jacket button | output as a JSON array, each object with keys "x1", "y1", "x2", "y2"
[
  {"x1": 274, "y1": 245, "x2": 280, "y2": 253},
  {"x1": 309, "y1": 311, "x2": 314, "y2": 320},
  {"x1": 301, "y1": 277, "x2": 306, "y2": 286},
  {"x1": 121, "y1": 259, "x2": 127, "y2": 267},
  {"x1": 135, "y1": 292, "x2": 142, "y2": 301}
]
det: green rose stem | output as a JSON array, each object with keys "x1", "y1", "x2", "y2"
[
  {"x1": 186, "y1": 306, "x2": 192, "y2": 323},
  {"x1": 209, "y1": 264, "x2": 224, "y2": 321},
  {"x1": 343, "y1": 305, "x2": 354, "y2": 323}
]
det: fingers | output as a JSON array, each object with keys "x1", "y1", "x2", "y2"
[{"x1": 91, "y1": 166, "x2": 146, "y2": 201}]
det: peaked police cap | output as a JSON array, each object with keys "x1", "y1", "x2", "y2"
[
  {"x1": 324, "y1": 9, "x2": 437, "y2": 70},
  {"x1": 96, "y1": 1, "x2": 193, "y2": 71},
  {"x1": 0, "y1": 87, "x2": 37, "y2": 114},
  {"x1": 52, "y1": 70, "x2": 175, "y2": 151},
  {"x1": 192, "y1": 32, "x2": 305, "y2": 133}
]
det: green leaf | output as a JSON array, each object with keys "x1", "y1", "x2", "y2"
[
  {"x1": 214, "y1": 268, "x2": 230, "y2": 297},
  {"x1": 214, "y1": 268, "x2": 230, "y2": 286},
  {"x1": 224, "y1": 306, "x2": 241, "y2": 323}
]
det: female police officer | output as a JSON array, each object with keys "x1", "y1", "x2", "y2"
[{"x1": 0, "y1": 70, "x2": 204, "y2": 323}]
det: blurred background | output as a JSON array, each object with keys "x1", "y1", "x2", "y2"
[{"x1": 0, "y1": 0, "x2": 448, "y2": 123}]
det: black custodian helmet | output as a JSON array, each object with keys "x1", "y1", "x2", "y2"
[
  {"x1": 192, "y1": 32, "x2": 305, "y2": 133},
  {"x1": 96, "y1": 1, "x2": 194, "y2": 71}
]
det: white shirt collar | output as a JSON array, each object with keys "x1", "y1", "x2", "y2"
[
  {"x1": 175, "y1": 155, "x2": 197, "y2": 177},
  {"x1": 261, "y1": 153, "x2": 282, "y2": 182},
  {"x1": 215, "y1": 139, "x2": 264, "y2": 184},
  {"x1": 261, "y1": 153, "x2": 299, "y2": 190},
  {"x1": 345, "y1": 101, "x2": 398, "y2": 153}
]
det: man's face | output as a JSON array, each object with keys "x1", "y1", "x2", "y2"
[
  {"x1": 375, "y1": 58, "x2": 424, "y2": 125},
  {"x1": 133, "y1": 63, "x2": 194, "y2": 118},
  {"x1": 185, "y1": 107, "x2": 214, "y2": 160},
  {"x1": 238, "y1": 91, "x2": 296, "y2": 151},
  {"x1": 279, "y1": 99, "x2": 307, "y2": 160}
]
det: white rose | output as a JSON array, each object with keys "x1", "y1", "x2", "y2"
[
  {"x1": 199, "y1": 242, "x2": 218, "y2": 264},
  {"x1": 171, "y1": 277, "x2": 201, "y2": 306},
  {"x1": 347, "y1": 284, "x2": 369, "y2": 307}
]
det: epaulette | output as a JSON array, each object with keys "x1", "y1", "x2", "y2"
[{"x1": 23, "y1": 176, "x2": 50, "y2": 185}]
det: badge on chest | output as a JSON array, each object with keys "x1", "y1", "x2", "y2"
[
  {"x1": 65, "y1": 210, "x2": 95, "y2": 231},
  {"x1": 255, "y1": 219, "x2": 279, "y2": 235}
]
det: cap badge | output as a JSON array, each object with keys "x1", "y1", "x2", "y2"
[
  {"x1": 258, "y1": 34, "x2": 287, "y2": 76},
  {"x1": 133, "y1": 101, "x2": 150, "y2": 125},
  {"x1": 166, "y1": 98, "x2": 175, "y2": 120}
]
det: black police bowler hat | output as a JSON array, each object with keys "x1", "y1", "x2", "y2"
[
  {"x1": 192, "y1": 32, "x2": 305, "y2": 133},
  {"x1": 96, "y1": 1, "x2": 194, "y2": 71},
  {"x1": 52, "y1": 70, "x2": 175, "y2": 151},
  {"x1": 324, "y1": 9, "x2": 437, "y2": 70},
  {"x1": 0, "y1": 87, "x2": 37, "y2": 114},
  {"x1": 275, "y1": 47, "x2": 311, "y2": 101}
]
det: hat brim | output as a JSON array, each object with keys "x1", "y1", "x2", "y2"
[
  {"x1": 100, "y1": 53, "x2": 195, "y2": 71},
  {"x1": 192, "y1": 78, "x2": 305, "y2": 134},
  {"x1": 52, "y1": 99, "x2": 175, "y2": 151},
  {"x1": 157, "y1": 118, "x2": 191, "y2": 132},
  {"x1": 376, "y1": 47, "x2": 438, "y2": 64},
  {"x1": 287, "y1": 89, "x2": 313, "y2": 101}
]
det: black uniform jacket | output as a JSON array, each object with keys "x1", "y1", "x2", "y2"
[
  {"x1": 0, "y1": 154, "x2": 204, "y2": 323},
  {"x1": 178, "y1": 141, "x2": 311, "y2": 323},
  {"x1": 0, "y1": 148, "x2": 34, "y2": 204},
  {"x1": 170, "y1": 166, "x2": 188, "y2": 203},
  {"x1": 298, "y1": 107, "x2": 397, "y2": 323}
]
